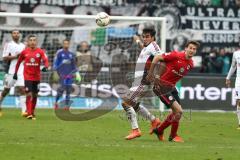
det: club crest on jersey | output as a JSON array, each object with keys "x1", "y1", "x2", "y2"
[
  {"x1": 179, "y1": 67, "x2": 184, "y2": 73},
  {"x1": 187, "y1": 65, "x2": 190, "y2": 70},
  {"x1": 30, "y1": 58, "x2": 35, "y2": 63},
  {"x1": 169, "y1": 96, "x2": 173, "y2": 101},
  {"x1": 36, "y1": 53, "x2": 40, "y2": 58}
]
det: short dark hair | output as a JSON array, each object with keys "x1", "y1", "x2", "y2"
[
  {"x1": 143, "y1": 28, "x2": 156, "y2": 37},
  {"x1": 11, "y1": 29, "x2": 19, "y2": 34},
  {"x1": 27, "y1": 34, "x2": 37, "y2": 39},
  {"x1": 63, "y1": 39, "x2": 70, "y2": 42},
  {"x1": 185, "y1": 40, "x2": 200, "y2": 49}
]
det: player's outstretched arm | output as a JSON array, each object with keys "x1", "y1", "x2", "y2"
[
  {"x1": 133, "y1": 35, "x2": 143, "y2": 49},
  {"x1": 146, "y1": 54, "x2": 164, "y2": 82},
  {"x1": 14, "y1": 52, "x2": 24, "y2": 78},
  {"x1": 41, "y1": 51, "x2": 49, "y2": 69},
  {"x1": 226, "y1": 52, "x2": 237, "y2": 87}
]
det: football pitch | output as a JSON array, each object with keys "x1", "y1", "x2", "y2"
[{"x1": 0, "y1": 109, "x2": 240, "y2": 160}]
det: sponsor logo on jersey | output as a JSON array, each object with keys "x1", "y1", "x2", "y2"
[
  {"x1": 179, "y1": 67, "x2": 184, "y2": 73},
  {"x1": 172, "y1": 69, "x2": 183, "y2": 77},
  {"x1": 30, "y1": 58, "x2": 35, "y2": 63},
  {"x1": 26, "y1": 58, "x2": 39, "y2": 66},
  {"x1": 187, "y1": 65, "x2": 191, "y2": 70}
]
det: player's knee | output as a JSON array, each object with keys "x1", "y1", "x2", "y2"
[
  {"x1": 133, "y1": 102, "x2": 140, "y2": 112},
  {"x1": 122, "y1": 101, "x2": 130, "y2": 111},
  {"x1": 237, "y1": 100, "x2": 240, "y2": 107}
]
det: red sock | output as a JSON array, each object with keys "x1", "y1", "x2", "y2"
[
  {"x1": 170, "y1": 113, "x2": 181, "y2": 138},
  {"x1": 26, "y1": 96, "x2": 32, "y2": 115},
  {"x1": 157, "y1": 113, "x2": 174, "y2": 133},
  {"x1": 31, "y1": 97, "x2": 37, "y2": 116}
]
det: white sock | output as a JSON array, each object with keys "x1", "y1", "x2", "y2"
[
  {"x1": 126, "y1": 107, "x2": 138, "y2": 129},
  {"x1": 19, "y1": 96, "x2": 26, "y2": 113},
  {"x1": 237, "y1": 106, "x2": 240, "y2": 125},
  {"x1": 137, "y1": 105, "x2": 156, "y2": 122}
]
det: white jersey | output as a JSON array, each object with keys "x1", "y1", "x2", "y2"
[
  {"x1": 2, "y1": 40, "x2": 25, "y2": 75},
  {"x1": 134, "y1": 41, "x2": 163, "y2": 78}
]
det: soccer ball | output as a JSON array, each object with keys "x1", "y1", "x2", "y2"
[{"x1": 95, "y1": 12, "x2": 110, "y2": 27}]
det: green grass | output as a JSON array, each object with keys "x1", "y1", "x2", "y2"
[{"x1": 0, "y1": 109, "x2": 240, "y2": 160}]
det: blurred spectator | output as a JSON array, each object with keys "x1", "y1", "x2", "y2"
[
  {"x1": 235, "y1": 0, "x2": 240, "y2": 7},
  {"x1": 172, "y1": 35, "x2": 188, "y2": 51},
  {"x1": 76, "y1": 41, "x2": 93, "y2": 72},
  {"x1": 200, "y1": 49, "x2": 221, "y2": 73},
  {"x1": 76, "y1": 41, "x2": 103, "y2": 82},
  {"x1": 219, "y1": 48, "x2": 230, "y2": 75},
  {"x1": 182, "y1": 0, "x2": 222, "y2": 6}
]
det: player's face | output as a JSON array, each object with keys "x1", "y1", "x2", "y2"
[
  {"x1": 63, "y1": 41, "x2": 70, "y2": 50},
  {"x1": 185, "y1": 43, "x2": 197, "y2": 58},
  {"x1": 28, "y1": 37, "x2": 37, "y2": 48},
  {"x1": 142, "y1": 33, "x2": 154, "y2": 47},
  {"x1": 11, "y1": 30, "x2": 20, "y2": 42}
]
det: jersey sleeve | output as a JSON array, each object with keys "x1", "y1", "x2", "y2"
[
  {"x1": 41, "y1": 50, "x2": 49, "y2": 68},
  {"x1": 2, "y1": 42, "x2": 10, "y2": 57},
  {"x1": 147, "y1": 42, "x2": 163, "y2": 56},
  {"x1": 162, "y1": 51, "x2": 177, "y2": 62},
  {"x1": 15, "y1": 50, "x2": 25, "y2": 74},
  {"x1": 53, "y1": 50, "x2": 61, "y2": 70}
]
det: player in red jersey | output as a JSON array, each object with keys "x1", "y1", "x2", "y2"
[
  {"x1": 14, "y1": 35, "x2": 49, "y2": 120},
  {"x1": 146, "y1": 40, "x2": 200, "y2": 142}
]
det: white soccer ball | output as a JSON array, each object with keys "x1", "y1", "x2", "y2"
[{"x1": 96, "y1": 12, "x2": 110, "y2": 27}]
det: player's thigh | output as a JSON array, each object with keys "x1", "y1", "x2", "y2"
[
  {"x1": 3, "y1": 74, "x2": 14, "y2": 89},
  {"x1": 24, "y1": 80, "x2": 40, "y2": 94},
  {"x1": 235, "y1": 87, "x2": 240, "y2": 106},
  {"x1": 154, "y1": 88, "x2": 181, "y2": 110},
  {"x1": 15, "y1": 74, "x2": 24, "y2": 87}
]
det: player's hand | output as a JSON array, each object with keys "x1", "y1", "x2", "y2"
[
  {"x1": 146, "y1": 73, "x2": 154, "y2": 83},
  {"x1": 41, "y1": 67, "x2": 48, "y2": 72},
  {"x1": 75, "y1": 72, "x2": 81, "y2": 83},
  {"x1": 13, "y1": 73, "x2": 18, "y2": 80},
  {"x1": 133, "y1": 35, "x2": 141, "y2": 42},
  {"x1": 226, "y1": 79, "x2": 231, "y2": 87}
]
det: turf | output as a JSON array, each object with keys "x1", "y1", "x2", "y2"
[{"x1": 0, "y1": 109, "x2": 240, "y2": 160}]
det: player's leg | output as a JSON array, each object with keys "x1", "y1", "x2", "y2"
[
  {"x1": 122, "y1": 102, "x2": 141, "y2": 140},
  {"x1": 15, "y1": 74, "x2": 27, "y2": 116},
  {"x1": 152, "y1": 87, "x2": 180, "y2": 141},
  {"x1": 0, "y1": 74, "x2": 14, "y2": 116},
  {"x1": 31, "y1": 81, "x2": 39, "y2": 118},
  {"x1": 54, "y1": 79, "x2": 65, "y2": 109},
  {"x1": 64, "y1": 84, "x2": 72, "y2": 110},
  {"x1": 133, "y1": 102, "x2": 160, "y2": 134},
  {"x1": 121, "y1": 82, "x2": 145, "y2": 140},
  {"x1": 25, "y1": 80, "x2": 39, "y2": 120},
  {"x1": 15, "y1": 86, "x2": 27, "y2": 116},
  {"x1": 168, "y1": 101, "x2": 184, "y2": 142},
  {"x1": 236, "y1": 99, "x2": 240, "y2": 129}
]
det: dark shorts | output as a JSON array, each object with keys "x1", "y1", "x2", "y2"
[
  {"x1": 25, "y1": 80, "x2": 40, "y2": 93},
  {"x1": 153, "y1": 87, "x2": 180, "y2": 108}
]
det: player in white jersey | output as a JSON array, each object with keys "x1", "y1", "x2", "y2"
[
  {"x1": 226, "y1": 49, "x2": 240, "y2": 129},
  {"x1": 0, "y1": 30, "x2": 26, "y2": 117},
  {"x1": 122, "y1": 28, "x2": 164, "y2": 140}
]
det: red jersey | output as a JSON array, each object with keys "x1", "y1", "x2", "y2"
[
  {"x1": 15, "y1": 47, "x2": 49, "y2": 81},
  {"x1": 160, "y1": 51, "x2": 193, "y2": 86}
]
